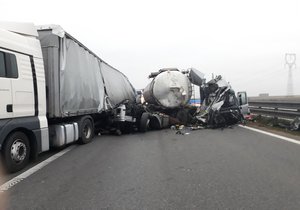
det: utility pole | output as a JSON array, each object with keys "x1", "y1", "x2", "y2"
[{"x1": 285, "y1": 53, "x2": 296, "y2": 96}]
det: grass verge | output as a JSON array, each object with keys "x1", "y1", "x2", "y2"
[{"x1": 245, "y1": 115, "x2": 300, "y2": 141}]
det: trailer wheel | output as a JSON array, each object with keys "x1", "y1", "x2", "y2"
[
  {"x1": 78, "y1": 117, "x2": 94, "y2": 144},
  {"x1": 140, "y1": 112, "x2": 150, "y2": 132},
  {"x1": 2, "y1": 131, "x2": 30, "y2": 173}
]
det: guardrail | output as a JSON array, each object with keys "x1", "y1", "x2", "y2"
[{"x1": 248, "y1": 96, "x2": 300, "y2": 119}]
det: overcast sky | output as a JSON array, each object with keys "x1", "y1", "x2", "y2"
[{"x1": 2, "y1": 0, "x2": 300, "y2": 96}]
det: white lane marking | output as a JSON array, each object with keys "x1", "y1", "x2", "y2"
[
  {"x1": 239, "y1": 125, "x2": 300, "y2": 145},
  {"x1": 0, "y1": 145, "x2": 76, "y2": 192}
]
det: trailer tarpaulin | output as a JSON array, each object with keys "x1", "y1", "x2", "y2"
[
  {"x1": 61, "y1": 38, "x2": 105, "y2": 114},
  {"x1": 38, "y1": 26, "x2": 105, "y2": 117},
  {"x1": 100, "y1": 62, "x2": 136, "y2": 107}
]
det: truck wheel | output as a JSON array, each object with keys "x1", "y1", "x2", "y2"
[
  {"x1": 149, "y1": 115, "x2": 162, "y2": 130},
  {"x1": 140, "y1": 112, "x2": 150, "y2": 132},
  {"x1": 2, "y1": 131, "x2": 30, "y2": 173},
  {"x1": 176, "y1": 109, "x2": 188, "y2": 125},
  {"x1": 78, "y1": 117, "x2": 94, "y2": 144}
]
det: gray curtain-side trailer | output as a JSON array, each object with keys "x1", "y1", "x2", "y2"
[
  {"x1": 37, "y1": 25, "x2": 136, "y2": 119},
  {"x1": 37, "y1": 25, "x2": 137, "y2": 146}
]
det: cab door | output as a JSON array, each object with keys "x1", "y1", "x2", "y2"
[
  {"x1": 0, "y1": 50, "x2": 34, "y2": 119},
  {"x1": 10, "y1": 54, "x2": 34, "y2": 118},
  {"x1": 0, "y1": 51, "x2": 13, "y2": 119},
  {"x1": 237, "y1": 91, "x2": 249, "y2": 116}
]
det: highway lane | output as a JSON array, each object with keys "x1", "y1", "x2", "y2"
[{"x1": 3, "y1": 126, "x2": 300, "y2": 209}]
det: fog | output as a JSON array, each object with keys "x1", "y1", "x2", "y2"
[{"x1": 2, "y1": 0, "x2": 300, "y2": 96}]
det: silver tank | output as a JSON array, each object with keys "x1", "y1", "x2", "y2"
[{"x1": 143, "y1": 70, "x2": 192, "y2": 108}]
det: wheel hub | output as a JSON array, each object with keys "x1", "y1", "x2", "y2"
[
  {"x1": 11, "y1": 140, "x2": 27, "y2": 163},
  {"x1": 83, "y1": 125, "x2": 91, "y2": 139}
]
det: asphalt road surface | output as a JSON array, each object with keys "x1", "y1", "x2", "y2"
[{"x1": 2, "y1": 126, "x2": 300, "y2": 209}]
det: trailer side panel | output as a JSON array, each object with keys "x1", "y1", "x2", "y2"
[{"x1": 38, "y1": 30, "x2": 105, "y2": 118}]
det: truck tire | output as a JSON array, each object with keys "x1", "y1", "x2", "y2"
[
  {"x1": 78, "y1": 117, "x2": 94, "y2": 144},
  {"x1": 2, "y1": 131, "x2": 30, "y2": 173},
  {"x1": 176, "y1": 109, "x2": 189, "y2": 125},
  {"x1": 149, "y1": 115, "x2": 162, "y2": 130},
  {"x1": 139, "y1": 112, "x2": 150, "y2": 132}
]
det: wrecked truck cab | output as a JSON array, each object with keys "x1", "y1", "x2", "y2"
[{"x1": 197, "y1": 76, "x2": 245, "y2": 128}]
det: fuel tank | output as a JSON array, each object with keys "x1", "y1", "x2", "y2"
[{"x1": 143, "y1": 69, "x2": 192, "y2": 108}]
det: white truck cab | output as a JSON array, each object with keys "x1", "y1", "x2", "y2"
[{"x1": 0, "y1": 22, "x2": 49, "y2": 172}]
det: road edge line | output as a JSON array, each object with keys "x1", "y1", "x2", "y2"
[
  {"x1": 238, "y1": 125, "x2": 300, "y2": 145},
  {"x1": 0, "y1": 145, "x2": 76, "y2": 192}
]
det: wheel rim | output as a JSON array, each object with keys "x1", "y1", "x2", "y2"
[
  {"x1": 83, "y1": 123, "x2": 92, "y2": 139},
  {"x1": 10, "y1": 139, "x2": 27, "y2": 164}
]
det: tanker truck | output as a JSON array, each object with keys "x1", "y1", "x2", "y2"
[
  {"x1": 139, "y1": 68, "x2": 205, "y2": 130},
  {"x1": 0, "y1": 22, "x2": 137, "y2": 173},
  {"x1": 140, "y1": 68, "x2": 247, "y2": 129}
]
